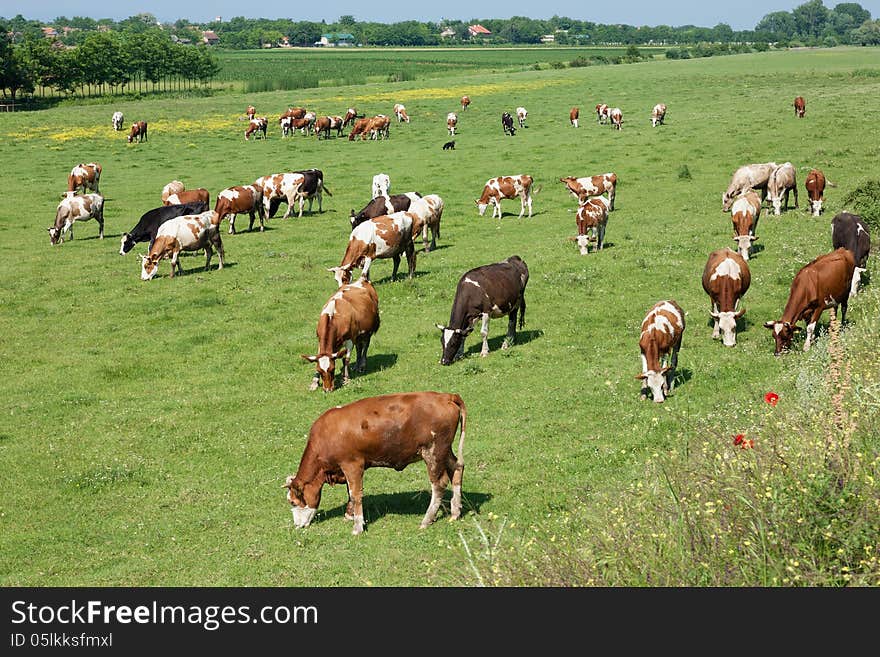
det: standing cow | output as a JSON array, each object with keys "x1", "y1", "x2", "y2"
[
  {"x1": 119, "y1": 201, "x2": 209, "y2": 255},
  {"x1": 66, "y1": 162, "x2": 101, "y2": 195},
  {"x1": 501, "y1": 111, "x2": 516, "y2": 136},
  {"x1": 559, "y1": 173, "x2": 617, "y2": 211},
  {"x1": 447, "y1": 112, "x2": 458, "y2": 136},
  {"x1": 722, "y1": 162, "x2": 778, "y2": 212},
  {"x1": 570, "y1": 107, "x2": 579, "y2": 128},
  {"x1": 516, "y1": 107, "x2": 528, "y2": 128},
  {"x1": 128, "y1": 121, "x2": 148, "y2": 143},
  {"x1": 702, "y1": 248, "x2": 751, "y2": 347},
  {"x1": 609, "y1": 108, "x2": 623, "y2": 130},
  {"x1": 476, "y1": 175, "x2": 534, "y2": 219},
  {"x1": 49, "y1": 193, "x2": 104, "y2": 245},
  {"x1": 805, "y1": 169, "x2": 826, "y2": 217},
  {"x1": 393, "y1": 103, "x2": 410, "y2": 123},
  {"x1": 140, "y1": 211, "x2": 225, "y2": 280},
  {"x1": 351, "y1": 192, "x2": 423, "y2": 231},
  {"x1": 730, "y1": 191, "x2": 761, "y2": 260},
  {"x1": 596, "y1": 103, "x2": 610, "y2": 124},
  {"x1": 245, "y1": 117, "x2": 268, "y2": 140},
  {"x1": 637, "y1": 300, "x2": 686, "y2": 403},
  {"x1": 832, "y1": 212, "x2": 871, "y2": 297},
  {"x1": 254, "y1": 172, "x2": 306, "y2": 220},
  {"x1": 767, "y1": 162, "x2": 798, "y2": 216},
  {"x1": 111, "y1": 111, "x2": 124, "y2": 131},
  {"x1": 571, "y1": 195, "x2": 610, "y2": 254},
  {"x1": 372, "y1": 173, "x2": 391, "y2": 199},
  {"x1": 651, "y1": 103, "x2": 667, "y2": 127},
  {"x1": 794, "y1": 96, "x2": 805, "y2": 118},
  {"x1": 214, "y1": 184, "x2": 265, "y2": 234},
  {"x1": 329, "y1": 211, "x2": 417, "y2": 286},
  {"x1": 461, "y1": 95, "x2": 470, "y2": 111}
]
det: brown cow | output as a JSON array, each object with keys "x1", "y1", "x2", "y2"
[
  {"x1": 461, "y1": 95, "x2": 470, "y2": 111},
  {"x1": 246, "y1": 105, "x2": 256, "y2": 119},
  {"x1": 730, "y1": 191, "x2": 761, "y2": 260},
  {"x1": 66, "y1": 162, "x2": 102, "y2": 195},
  {"x1": 128, "y1": 121, "x2": 147, "y2": 143},
  {"x1": 393, "y1": 103, "x2": 410, "y2": 123},
  {"x1": 164, "y1": 188, "x2": 210, "y2": 209},
  {"x1": 342, "y1": 107, "x2": 359, "y2": 127},
  {"x1": 609, "y1": 107, "x2": 623, "y2": 130},
  {"x1": 476, "y1": 175, "x2": 534, "y2": 219},
  {"x1": 49, "y1": 193, "x2": 104, "y2": 245},
  {"x1": 329, "y1": 211, "x2": 416, "y2": 287},
  {"x1": 254, "y1": 172, "x2": 306, "y2": 219},
  {"x1": 364, "y1": 115, "x2": 390, "y2": 140},
  {"x1": 315, "y1": 115, "x2": 345, "y2": 139},
  {"x1": 805, "y1": 168, "x2": 826, "y2": 217},
  {"x1": 596, "y1": 103, "x2": 609, "y2": 124},
  {"x1": 651, "y1": 103, "x2": 667, "y2": 127},
  {"x1": 560, "y1": 173, "x2": 617, "y2": 210},
  {"x1": 281, "y1": 107, "x2": 307, "y2": 121},
  {"x1": 301, "y1": 277, "x2": 380, "y2": 392},
  {"x1": 571, "y1": 195, "x2": 610, "y2": 254},
  {"x1": 702, "y1": 248, "x2": 751, "y2": 347},
  {"x1": 214, "y1": 184, "x2": 264, "y2": 234},
  {"x1": 283, "y1": 391, "x2": 467, "y2": 535},
  {"x1": 637, "y1": 300, "x2": 686, "y2": 403},
  {"x1": 348, "y1": 117, "x2": 371, "y2": 141},
  {"x1": 407, "y1": 194, "x2": 444, "y2": 252},
  {"x1": 763, "y1": 248, "x2": 855, "y2": 355},
  {"x1": 570, "y1": 106, "x2": 579, "y2": 128},
  {"x1": 794, "y1": 96, "x2": 805, "y2": 118}
]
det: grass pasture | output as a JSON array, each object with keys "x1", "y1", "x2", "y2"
[{"x1": 0, "y1": 47, "x2": 878, "y2": 586}]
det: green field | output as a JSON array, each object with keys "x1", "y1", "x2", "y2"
[{"x1": 0, "y1": 47, "x2": 878, "y2": 586}]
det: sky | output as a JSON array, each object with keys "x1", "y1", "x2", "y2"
[{"x1": 1, "y1": 1, "x2": 878, "y2": 30}]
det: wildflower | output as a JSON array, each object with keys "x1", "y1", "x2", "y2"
[
  {"x1": 733, "y1": 434, "x2": 745, "y2": 446},
  {"x1": 764, "y1": 392, "x2": 779, "y2": 406}
]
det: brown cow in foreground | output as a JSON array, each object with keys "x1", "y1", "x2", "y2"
[
  {"x1": 569, "y1": 107, "x2": 579, "y2": 128},
  {"x1": 763, "y1": 248, "x2": 855, "y2": 355},
  {"x1": 702, "y1": 248, "x2": 751, "y2": 347},
  {"x1": 637, "y1": 300, "x2": 686, "y2": 403},
  {"x1": 283, "y1": 391, "x2": 467, "y2": 535}
]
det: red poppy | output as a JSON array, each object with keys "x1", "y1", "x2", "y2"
[
  {"x1": 741, "y1": 439, "x2": 755, "y2": 450},
  {"x1": 764, "y1": 392, "x2": 779, "y2": 406},
  {"x1": 733, "y1": 434, "x2": 745, "y2": 446}
]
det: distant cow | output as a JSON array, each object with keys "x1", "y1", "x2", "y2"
[
  {"x1": 609, "y1": 107, "x2": 623, "y2": 130},
  {"x1": 651, "y1": 103, "x2": 667, "y2": 127},
  {"x1": 794, "y1": 96, "x2": 805, "y2": 118},
  {"x1": 372, "y1": 173, "x2": 391, "y2": 199},
  {"x1": 49, "y1": 193, "x2": 104, "y2": 245},
  {"x1": 516, "y1": 106, "x2": 528, "y2": 128},
  {"x1": 571, "y1": 195, "x2": 610, "y2": 255},
  {"x1": 763, "y1": 248, "x2": 855, "y2": 355},
  {"x1": 832, "y1": 212, "x2": 871, "y2": 297},
  {"x1": 66, "y1": 162, "x2": 101, "y2": 195},
  {"x1": 437, "y1": 255, "x2": 529, "y2": 365},
  {"x1": 767, "y1": 162, "x2": 798, "y2": 215},
  {"x1": 408, "y1": 194, "x2": 444, "y2": 253},
  {"x1": 637, "y1": 300, "x2": 685, "y2": 403},
  {"x1": 559, "y1": 173, "x2": 617, "y2": 211},
  {"x1": 351, "y1": 192, "x2": 422, "y2": 231},
  {"x1": 596, "y1": 103, "x2": 609, "y2": 124},
  {"x1": 501, "y1": 111, "x2": 516, "y2": 136},
  {"x1": 476, "y1": 175, "x2": 534, "y2": 219},
  {"x1": 702, "y1": 248, "x2": 751, "y2": 347},
  {"x1": 246, "y1": 105, "x2": 256, "y2": 119},
  {"x1": 245, "y1": 116, "x2": 268, "y2": 140},
  {"x1": 128, "y1": 121, "x2": 147, "y2": 143},
  {"x1": 722, "y1": 162, "x2": 778, "y2": 211},
  {"x1": 368, "y1": 115, "x2": 391, "y2": 140},
  {"x1": 119, "y1": 201, "x2": 209, "y2": 255},
  {"x1": 447, "y1": 112, "x2": 458, "y2": 136},
  {"x1": 393, "y1": 103, "x2": 410, "y2": 123},
  {"x1": 254, "y1": 172, "x2": 306, "y2": 220},
  {"x1": 805, "y1": 169, "x2": 826, "y2": 217},
  {"x1": 461, "y1": 95, "x2": 470, "y2": 111},
  {"x1": 315, "y1": 115, "x2": 345, "y2": 139},
  {"x1": 283, "y1": 391, "x2": 467, "y2": 535},
  {"x1": 570, "y1": 107, "x2": 579, "y2": 128},
  {"x1": 161, "y1": 180, "x2": 185, "y2": 204},
  {"x1": 348, "y1": 117, "x2": 371, "y2": 141},
  {"x1": 280, "y1": 107, "x2": 306, "y2": 121},
  {"x1": 342, "y1": 108, "x2": 359, "y2": 127},
  {"x1": 111, "y1": 111, "x2": 124, "y2": 131},
  {"x1": 140, "y1": 211, "x2": 225, "y2": 280},
  {"x1": 164, "y1": 189, "x2": 210, "y2": 209},
  {"x1": 329, "y1": 211, "x2": 416, "y2": 287},
  {"x1": 730, "y1": 191, "x2": 761, "y2": 260},
  {"x1": 301, "y1": 277, "x2": 380, "y2": 392},
  {"x1": 214, "y1": 184, "x2": 264, "y2": 234}
]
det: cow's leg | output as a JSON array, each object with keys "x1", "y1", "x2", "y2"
[
  {"x1": 446, "y1": 451, "x2": 464, "y2": 520},
  {"x1": 711, "y1": 302, "x2": 721, "y2": 339},
  {"x1": 361, "y1": 257, "x2": 373, "y2": 281},
  {"x1": 213, "y1": 233, "x2": 225, "y2": 269},
  {"x1": 526, "y1": 193, "x2": 533, "y2": 218},
  {"x1": 503, "y1": 309, "x2": 517, "y2": 350},
  {"x1": 391, "y1": 254, "x2": 401, "y2": 281},
  {"x1": 479, "y1": 313, "x2": 491, "y2": 357},
  {"x1": 355, "y1": 335, "x2": 370, "y2": 373},
  {"x1": 793, "y1": 186, "x2": 799, "y2": 208},
  {"x1": 204, "y1": 243, "x2": 213, "y2": 271},
  {"x1": 228, "y1": 213, "x2": 236, "y2": 235},
  {"x1": 598, "y1": 222, "x2": 606, "y2": 250},
  {"x1": 667, "y1": 343, "x2": 681, "y2": 392},
  {"x1": 608, "y1": 187, "x2": 616, "y2": 211},
  {"x1": 803, "y1": 308, "x2": 823, "y2": 351},
  {"x1": 169, "y1": 253, "x2": 179, "y2": 278},
  {"x1": 851, "y1": 268, "x2": 864, "y2": 298},
  {"x1": 340, "y1": 464, "x2": 366, "y2": 534},
  {"x1": 421, "y1": 449, "x2": 450, "y2": 528},
  {"x1": 342, "y1": 339, "x2": 354, "y2": 384},
  {"x1": 406, "y1": 241, "x2": 416, "y2": 279},
  {"x1": 493, "y1": 198, "x2": 502, "y2": 219}
]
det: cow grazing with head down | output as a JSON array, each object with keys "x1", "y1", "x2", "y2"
[
  {"x1": 476, "y1": 175, "x2": 534, "y2": 219},
  {"x1": 805, "y1": 169, "x2": 826, "y2": 217},
  {"x1": 329, "y1": 212, "x2": 416, "y2": 287},
  {"x1": 461, "y1": 95, "x2": 470, "y2": 111},
  {"x1": 408, "y1": 194, "x2": 444, "y2": 253},
  {"x1": 501, "y1": 111, "x2": 516, "y2": 136},
  {"x1": 767, "y1": 162, "x2": 798, "y2": 215},
  {"x1": 365, "y1": 115, "x2": 390, "y2": 140},
  {"x1": 372, "y1": 173, "x2": 391, "y2": 199},
  {"x1": 702, "y1": 249, "x2": 751, "y2": 347},
  {"x1": 571, "y1": 195, "x2": 610, "y2": 255},
  {"x1": 66, "y1": 162, "x2": 101, "y2": 196},
  {"x1": 393, "y1": 103, "x2": 410, "y2": 123},
  {"x1": 559, "y1": 173, "x2": 617, "y2": 211},
  {"x1": 794, "y1": 96, "x2": 805, "y2": 118},
  {"x1": 637, "y1": 300, "x2": 685, "y2": 403},
  {"x1": 164, "y1": 188, "x2": 210, "y2": 209},
  {"x1": 283, "y1": 391, "x2": 467, "y2": 535},
  {"x1": 722, "y1": 162, "x2": 778, "y2": 212},
  {"x1": 516, "y1": 107, "x2": 528, "y2": 128},
  {"x1": 342, "y1": 108, "x2": 359, "y2": 128},
  {"x1": 730, "y1": 191, "x2": 761, "y2": 260},
  {"x1": 128, "y1": 121, "x2": 147, "y2": 143},
  {"x1": 254, "y1": 172, "x2": 306, "y2": 220},
  {"x1": 161, "y1": 180, "x2": 185, "y2": 204},
  {"x1": 832, "y1": 212, "x2": 871, "y2": 297},
  {"x1": 214, "y1": 184, "x2": 264, "y2": 234},
  {"x1": 350, "y1": 192, "x2": 422, "y2": 231},
  {"x1": 651, "y1": 103, "x2": 667, "y2": 127},
  {"x1": 348, "y1": 117, "x2": 371, "y2": 141},
  {"x1": 570, "y1": 107, "x2": 579, "y2": 128},
  {"x1": 609, "y1": 107, "x2": 623, "y2": 130},
  {"x1": 301, "y1": 277, "x2": 380, "y2": 392},
  {"x1": 437, "y1": 255, "x2": 529, "y2": 365},
  {"x1": 245, "y1": 116, "x2": 268, "y2": 140},
  {"x1": 49, "y1": 193, "x2": 104, "y2": 245},
  {"x1": 763, "y1": 248, "x2": 855, "y2": 355},
  {"x1": 447, "y1": 112, "x2": 458, "y2": 136},
  {"x1": 140, "y1": 210, "x2": 225, "y2": 280},
  {"x1": 111, "y1": 111, "x2": 124, "y2": 131},
  {"x1": 596, "y1": 103, "x2": 609, "y2": 124},
  {"x1": 119, "y1": 201, "x2": 208, "y2": 255}
]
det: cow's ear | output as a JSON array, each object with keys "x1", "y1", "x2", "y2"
[
  {"x1": 791, "y1": 326, "x2": 802, "y2": 333},
  {"x1": 332, "y1": 348, "x2": 348, "y2": 359},
  {"x1": 634, "y1": 373, "x2": 647, "y2": 380},
  {"x1": 301, "y1": 354, "x2": 318, "y2": 363},
  {"x1": 435, "y1": 323, "x2": 446, "y2": 331},
  {"x1": 763, "y1": 321, "x2": 776, "y2": 329},
  {"x1": 735, "y1": 308, "x2": 746, "y2": 319}
]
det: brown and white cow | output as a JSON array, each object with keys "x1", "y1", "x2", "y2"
[
  {"x1": 393, "y1": 103, "x2": 410, "y2": 123},
  {"x1": 253, "y1": 172, "x2": 306, "y2": 219},
  {"x1": 805, "y1": 168, "x2": 826, "y2": 217},
  {"x1": 763, "y1": 248, "x2": 855, "y2": 355},
  {"x1": 314, "y1": 115, "x2": 345, "y2": 139},
  {"x1": 767, "y1": 162, "x2": 798, "y2": 215},
  {"x1": 161, "y1": 180, "x2": 185, "y2": 204},
  {"x1": 571, "y1": 195, "x2": 610, "y2": 255},
  {"x1": 342, "y1": 107, "x2": 359, "y2": 127},
  {"x1": 283, "y1": 391, "x2": 467, "y2": 535},
  {"x1": 246, "y1": 105, "x2": 256, "y2": 119},
  {"x1": 637, "y1": 300, "x2": 686, "y2": 403},
  {"x1": 164, "y1": 188, "x2": 210, "y2": 209},
  {"x1": 702, "y1": 248, "x2": 751, "y2": 347},
  {"x1": 730, "y1": 191, "x2": 761, "y2": 260},
  {"x1": 609, "y1": 107, "x2": 623, "y2": 130},
  {"x1": 279, "y1": 115, "x2": 294, "y2": 137},
  {"x1": 476, "y1": 175, "x2": 534, "y2": 219},
  {"x1": 559, "y1": 173, "x2": 617, "y2": 211},
  {"x1": 794, "y1": 96, "x2": 805, "y2": 118},
  {"x1": 348, "y1": 117, "x2": 371, "y2": 140},
  {"x1": 140, "y1": 210, "x2": 225, "y2": 280},
  {"x1": 49, "y1": 193, "x2": 104, "y2": 245},
  {"x1": 570, "y1": 106, "x2": 579, "y2": 128},
  {"x1": 280, "y1": 107, "x2": 307, "y2": 121},
  {"x1": 295, "y1": 111, "x2": 317, "y2": 135},
  {"x1": 365, "y1": 115, "x2": 390, "y2": 140},
  {"x1": 301, "y1": 277, "x2": 380, "y2": 392},
  {"x1": 461, "y1": 95, "x2": 470, "y2": 111},
  {"x1": 447, "y1": 112, "x2": 458, "y2": 136},
  {"x1": 329, "y1": 212, "x2": 416, "y2": 287},
  {"x1": 127, "y1": 121, "x2": 147, "y2": 143},
  {"x1": 722, "y1": 162, "x2": 778, "y2": 211},
  {"x1": 408, "y1": 194, "x2": 444, "y2": 253},
  {"x1": 651, "y1": 103, "x2": 667, "y2": 127},
  {"x1": 214, "y1": 184, "x2": 264, "y2": 234},
  {"x1": 832, "y1": 212, "x2": 871, "y2": 297},
  {"x1": 350, "y1": 192, "x2": 422, "y2": 231},
  {"x1": 244, "y1": 116, "x2": 268, "y2": 140},
  {"x1": 66, "y1": 162, "x2": 102, "y2": 195},
  {"x1": 596, "y1": 103, "x2": 609, "y2": 124}
]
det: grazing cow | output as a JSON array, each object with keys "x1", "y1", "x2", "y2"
[
  {"x1": 794, "y1": 96, "x2": 805, "y2": 118},
  {"x1": 764, "y1": 248, "x2": 855, "y2": 354},
  {"x1": 329, "y1": 212, "x2": 416, "y2": 286},
  {"x1": 214, "y1": 185, "x2": 264, "y2": 234},
  {"x1": 111, "y1": 111, "x2": 124, "y2": 131},
  {"x1": 559, "y1": 173, "x2": 617, "y2": 211},
  {"x1": 279, "y1": 115, "x2": 294, "y2": 137},
  {"x1": 730, "y1": 191, "x2": 761, "y2": 260},
  {"x1": 342, "y1": 107, "x2": 359, "y2": 127},
  {"x1": 408, "y1": 194, "x2": 444, "y2": 252},
  {"x1": 393, "y1": 103, "x2": 410, "y2": 123},
  {"x1": 832, "y1": 212, "x2": 871, "y2": 297},
  {"x1": 49, "y1": 193, "x2": 104, "y2": 245},
  {"x1": 161, "y1": 180, "x2": 185, "y2": 204},
  {"x1": 301, "y1": 277, "x2": 380, "y2": 392},
  {"x1": 365, "y1": 115, "x2": 390, "y2": 140},
  {"x1": 291, "y1": 169, "x2": 332, "y2": 215},
  {"x1": 805, "y1": 169, "x2": 826, "y2": 217},
  {"x1": 570, "y1": 106, "x2": 579, "y2": 128},
  {"x1": 295, "y1": 111, "x2": 318, "y2": 135},
  {"x1": 461, "y1": 95, "x2": 470, "y2": 111},
  {"x1": 722, "y1": 162, "x2": 778, "y2": 211},
  {"x1": 245, "y1": 116, "x2": 268, "y2": 140},
  {"x1": 164, "y1": 188, "x2": 210, "y2": 209},
  {"x1": 351, "y1": 192, "x2": 422, "y2": 231},
  {"x1": 651, "y1": 103, "x2": 667, "y2": 127},
  {"x1": 372, "y1": 173, "x2": 391, "y2": 199},
  {"x1": 516, "y1": 106, "x2": 528, "y2": 128},
  {"x1": 436, "y1": 255, "x2": 529, "y2": 365},
  {"x1": 254, "y1": 172, "x2": 306, "y2": 220},
  {"x1": 637, "y1": 300, "x2": 685, "y2": 403},
  {"x1": 443, "y1": 140, "x2": 456, "y2": 150},
  {"x1": 702, "y1": 248, "x2": 751, "y2": 347},
  {"x1": 609, "y1": 107, "x2": 623, "y2": 130},
  {"x1": 119, "y1": 201, "x2": 208, "y2": 255},
  {"x1": 349, "y1": 117, "x2": 371, "y2": 141},
  {"x1": 596, "y1": 103, "x2": 609, "y2": 124},
  {"x1": 127, "y1": 121, "x2": 147, "y2": 143},
  {"x1": 246, "y1": 105, "x2": 256, "y2": 119},
  {"x1": 476, "y1": 175, "x2": 534, "y2": 219},
  {"x1": 280, "y1": 107, "x2": 307, "y2": 122},
  {"x1": 571, "y1": 195, "x2": 610, "y2": 255},
  {"x1": 447, "y1": 112, "x2": 458, "y2": 136},
  {"x1": 283, "y1": 391, "x2": 467, "y2": 535},
  {"x1": 501, "y1": 111, "x2": 516, "y2": 136},
  {"x1": 66, "y1": 162, "x2": 101, "y2": 195},
  {"x1": 140, "y1": 210, "x2": 225, "y2": 280},
  {"x1": 314, "y1": 115, "x2": 344, "y2": 139},
  {"x1": 767, "y1": 162, "x2": 798, "y2": 215}
]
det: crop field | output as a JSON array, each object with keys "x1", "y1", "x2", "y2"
[{"x1": 0, "y1": 47, "x2": 878, "y2": 586}]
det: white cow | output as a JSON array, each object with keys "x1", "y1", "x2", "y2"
[
  {"x1": 372, "y1": 173, "x2": 391, "y2": 199},
  {"x1": 516, "y1": 107, "x2": 528, "y2": 128},
  {"x1": 447, "y1": 112, "x2": 458, "y2": 136},
  {"x1": 111, "y1": 111, "x2": 124, "y2": 131}
]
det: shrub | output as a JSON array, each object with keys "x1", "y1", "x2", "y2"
[
  {"x1": 549, "y1": 61, "x2": 566, "y2": 70},
  {"x1": 754, "y1": 42, "x2": 770, "y2": 52},
  {"x1": 665, "y1": 49, "x2": 680, "y2": 60},
  {"x1": 841, "y1": 179, "x2": 880, "y2": 232},
  {"x1": 568, "y1": 56, "x2": 592, "y2": 68}
]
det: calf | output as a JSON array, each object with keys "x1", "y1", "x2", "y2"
[
  {"x1": 111, "y1": 111, "x2": 124, "y2": 131},
  {"x1": 254, "y1": 172, "x2": 306, "y2": 220},
  {"x1": 372, "y1": 173, "x2": 391, "y2": 199},
  {"x1": 161, "y1": 180, "x2": 185, "y2": 204},
  {"x1": 245, "y1": 116, "x2": 268, "y2": 140},
  {"x1": 596, "y1": 103, "x2": 609, "y2": 124},
  {"x1": 119, "y1": 201, "x2": 208, "y2": 254},
  {"x1": 214, "y1": 185, "x2": 264, "y2": 234},
  {"x1": 436, "y1": 255, "x2": 529, "y2": 364},
  {"x1": 461, "y1": 95, "x2": 470, "y2": 111},
  {"x1": 609, "y1": 107, "x2": 623, "y2": 130},
  {"x1": 67, "y1": 162, "x2": 101, "y2": 195},
  {"x1": 351, "y1": 192, "x2": 422, "y2": 231},
  {"x1": 570, "y1": 106, "x2": 579, "y2": 128},
  {"x1": 722, "y1": 162, "x2": 778, "y2": 211},
  {"x1": 301, "y1": 277, "x2": 380, "y2": 392},
  {"x1": 572, "y1": 195, "x2": 610, "y2": 254},
  {"x1": 637, "y1": 300, "x2": 686, "y2": 403},
  {"x1": 832, "y1": 212, "x2": 871, "y2": 297},
  {"x1": 283, "y1": 391, "x2": 467, "y2": 535},
  {"x1": 763, "y1": 248, "x2": 855, "y2": 355},
  {"x1": 447, "y1": 112, "x2": 458, "y2": 136},
  {"x1": 164, "y1": 188, "x2": 210, "y2": 209},
  {"x1": 767, "y1": 162, "x2": 798, "y2": 215},
  {"x1": 408, "y1": 194, "x2": 444, "y2": 252},
  {"x1": 730, "y1": 191, "x2": 761, "y2": 260},
  {"x1": 127, "y1": 121, "x2": 147, "y2": 143},
  {"x1": 559, "y1": 173, "x2": 617, "y2": 211},
  {"x1": 49, "y1": 193, "x2": 104, "y2": 245},
  {"x1": 329, "y1": 211, "x2": 416, "y2": 286},
  {"x1": 794, "y1": 96, "x2": 805, "y2": 118},
  {"x1": 651, "y1": 103, "x2": 667, "y2": 127},
  {"x1": 516, "y1": 106, "x2": 528, "y2": 128},
  {"x1": 393, "y1": 103, "x2": 410, "y2": 123},
  {"x1": 805, "y1": 168, "x2": 826, "y2": 217},
  {"x1": 501, "y1": 111, "x2": 516, "y2": 136},
  {"x1": 476, "y1": 175, "x2": 534, "y2": 219},
  {"x1": 701, "y1": 248, "x2": 751, "y2": 347},
  {"x1": 140, "y1": 210, "x2": 225, "y2": 280}
]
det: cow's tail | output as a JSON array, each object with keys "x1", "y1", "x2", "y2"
[
  {"x1": 451, "y1": 394, "x2": 467, "y2": 468},
  {"x1": 322, "y1": 184, "x2": 333, "y2": 197},
  {"x1": 532, "y1": 184, "x2": 543, "y2": 195}
]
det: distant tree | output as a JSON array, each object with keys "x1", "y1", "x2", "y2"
[
  {"x1": 833, "y1": 2, "x2": 871, "y2": 25},
  {"x1": 850, "y1": 18, "x2": 880, "y2": 43},
  {"x1": 0, "y1": 35, "x2": 35, "y2": 100},
  {"x1": 338, "y1": 15, "x2": 357, "y2": 27},
  {"x1": 793, "y1": 0, "x2": 830, "y2": 37},
  {"x1": 756, "y1": 11, "x2": 798, "y2": 38}
]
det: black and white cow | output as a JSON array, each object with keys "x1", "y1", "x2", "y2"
[
  {"x1": 350, "y1": 192, "x2": 423, "y2": 231},
  {"x1": 436, "y1": 255, "x2": 529, "y2": 365},
  {"x1": 501, "y1": 112, "x2": 516, "y2": 136},
  {"x1": 832, "y1": 211, "x2": 871, "y2": 296},
  {"x1": 293, "y1": 168, "x2": 332, "y2": 215},
  {"x1": 119, "y1": 201, "x2": 209, "y2": 255}
]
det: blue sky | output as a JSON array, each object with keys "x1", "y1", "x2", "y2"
[{"x1": 1, "y1": 1, "x2": 877, "y2": 30}]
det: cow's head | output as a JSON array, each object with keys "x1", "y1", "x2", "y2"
[
  {"x1": 721, "y1": 192, "x2": 734, "y2": 212},
  {"x1": 301, "y1": 349, "x2": 347, "y2": 392},
  {"x1": 47, "y1": 226, "x2": 62, "y2": 245},
  {"x1": 120, "y1": 233, "x2": 135, "y2": 255},
  {"x1": 810, "y1": 198, "x2": 823, "y2": 217},
  {"x1": 140, "y1": 253, "x2": 161, "y2": 281},
  {"x1": 732, "y1": 234, "x2": 758, "y2": 260},
  {"x1": 712, "y1": 307, "x2": 746, "y2": 347},
  {"x1": 771, "y1": 196, "x2": 784, "y2": 216},
  {"x1": 475, "y1": 199, "x2": 489, "y2": 216},
  {"x1": 327, "y1": 266, "x2": 352, "y2": 288},
  {"x1": 283, "y1": 475, "x2": 320, "y2": 527},
  {"x1": 436, "y1": 323, "x2": 472, "y2": 365},
  {"x1": 763, "y1": 321, "x2": 800, "y2": 355},
  {"x1": 636, "y1": 368, "x2": 670, "y2": 403}
]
